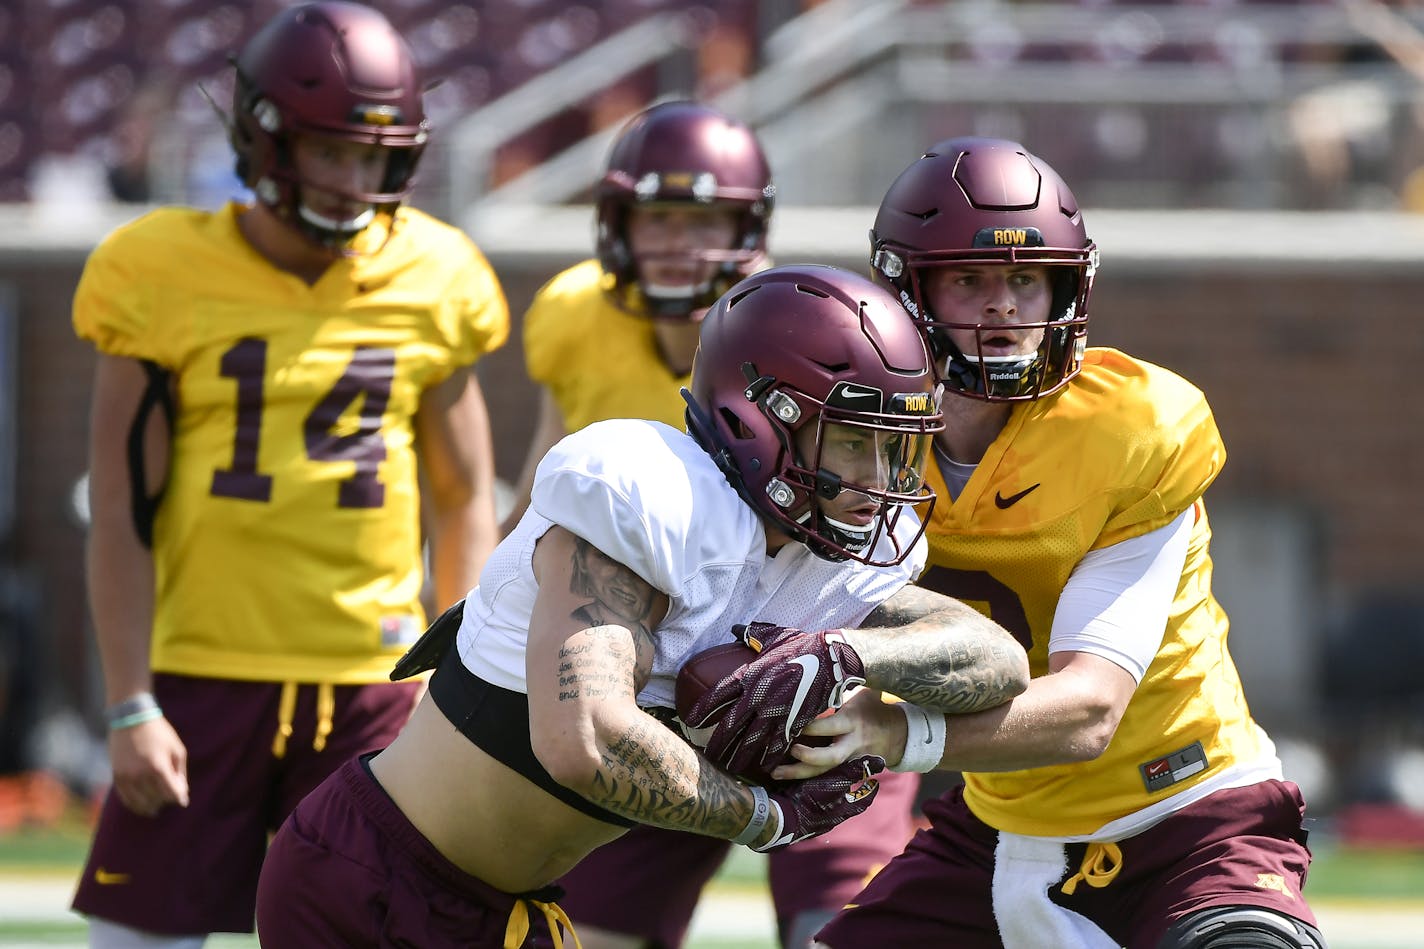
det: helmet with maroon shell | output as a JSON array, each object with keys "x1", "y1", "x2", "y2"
[
  {"x1": 229, "y1": 1, "x2": 427, "y2": 248},
  {"x1": 597, "y1": 100, "x2": 774, "y2": 319},
  {"x1": 870, "y1": 137, "x2": 1097, "y2": 401},
  {"x1": 684, "y1": 264, "x2": 941, "y2": 566}
]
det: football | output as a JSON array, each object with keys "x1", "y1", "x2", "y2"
[
  {"x1": 675, "y1": 641, "x2": 759, "y2": 736},
  {"x1": 674, "y1": 640, "x2": 828, "y2": 785}
]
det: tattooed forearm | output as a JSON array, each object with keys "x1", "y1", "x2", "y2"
[
  {"x1": 586, "y1": 713, "x2": 751, "y2": 839},
  {"x1": 849, "y1": 584, "x2": 1030, "y2": 713}
]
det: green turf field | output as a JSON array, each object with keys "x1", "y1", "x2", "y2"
[{"x1": 3, "y1": 816, "x2": 1422, "y2": 948}]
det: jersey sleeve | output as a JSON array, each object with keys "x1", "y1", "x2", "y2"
[
  {"x1": 522, "y1": 263, "x2": 592, "y2": 388},
  {"x1": 71, "y1": 218, "x2": 170, "y2": 364},
  {"x1": 444, "y1": 243, "x2": 509, "y2": 367},
  {"x1": 529, "y1": 423, "x2": 692, "y2": 597},
  {"x1": 1097, "y1": 370, "x2": 1224, "y2": 549}
]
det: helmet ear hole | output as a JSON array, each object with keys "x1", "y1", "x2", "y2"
[{"x1": 718, "y1": 406, "x2": 754, "y2": 441}]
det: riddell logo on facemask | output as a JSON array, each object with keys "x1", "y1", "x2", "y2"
[
  {"x1": 898, "y1": 291, "x2": 920, "y2": 317},
  {"x1": 988, "y1": 370, "x2": 1019, "y2": 381}
]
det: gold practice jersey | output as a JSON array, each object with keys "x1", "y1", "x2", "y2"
[
  {"x1": 74, "y1": 203, "x2": 509, "y2": 683},
  {"x1": 919, "y1": 348, "x2": 1269, "y2": 837},
  {"x1": 523, "y1": 259, "x2": 690, "y2": 433}
]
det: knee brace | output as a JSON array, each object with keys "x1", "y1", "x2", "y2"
[{"x1": 1156, "y1": 905, "x2": 1328, "y2": 949}]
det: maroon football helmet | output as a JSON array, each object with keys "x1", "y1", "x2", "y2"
[
  {"x1": 597, "y1": 100, "x2": 774, "y2": 320},
  {"x1": 684, "y1": 265, "x2": 942, "y2": 566},
  {"x1": 229, "y1": 1, "x2": 427, "y2": 248},
  {"x1": 870, "y1": 137, "x2": 1098, "y2": 401}
]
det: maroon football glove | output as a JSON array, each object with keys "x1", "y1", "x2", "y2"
[
  {"x1": 683, "y1": 622, "x2": 867, "y2": 779},
  {"x1": 754, "y1": 754, "x2": 884, "y2": 852}
]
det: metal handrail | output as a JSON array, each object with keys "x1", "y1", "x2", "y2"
[
  {"x1": 464, "y1": 0, "x2": 910, "y2": 216},
  {"x1": 444, "y1": 12, "x2": 696, "y2": 217}
]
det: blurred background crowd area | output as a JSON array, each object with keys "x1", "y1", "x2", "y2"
[
  {"x1": 2, "y1": 0, "x2": 1424, "y2": 846},
  {"x1": 10, "y1": 0, "x2": 1424, "y2": 214}
]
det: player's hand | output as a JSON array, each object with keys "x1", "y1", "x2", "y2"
[
  {"x1": 683, "y1": 622, "x2": 866, "y2": 779},
  {"x1": 770, "y1": 689, "x2": 907, "y2": 782},
  {"x1": 107, "y1": 717, "x2": 190, "y2": 817},
  {"x1": 753, "y1": 755, "x2": 884, "y2": 852}
]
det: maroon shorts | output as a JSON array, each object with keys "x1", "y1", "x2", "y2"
[
  {"x1": 256, "y1": 756, "x2": 566, "y2": 948},
  {"x1": 556, "y1": 769, "x2": 920, "y2": 948},
  {"x1": 816, "y1": 779, "x2": 1319, "y2": 949},
  {"x1": 72, "y1": 673, "x2": 420, "y2": 935}
]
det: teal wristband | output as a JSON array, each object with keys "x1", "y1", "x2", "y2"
[
  {"x1": 106, "y1": 692, "x2": 162, "y2": 731},
  {"x1": 108, "y1": 706, "x2": 164, "y2": 731}
]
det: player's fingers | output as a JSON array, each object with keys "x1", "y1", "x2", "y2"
[
  {"x1": 167, "y1": 747, "x2": 190, "y2": 807},
  {"x1": 768, "y1": 737, "x2": 854, "y2": 781},
  {"x1": 114, "y1": 779, "x2": 160, "y2": 818},
  {"x1": 157, "y1": 769, "x2": 190, "y2": 808},
  {"x1": 799, "y1": 707, "x2": 854, "y2": 738}
]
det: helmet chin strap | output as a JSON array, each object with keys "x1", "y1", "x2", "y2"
[{"x1": 795, "y1": 507, "x2": 873, "y2": 556}]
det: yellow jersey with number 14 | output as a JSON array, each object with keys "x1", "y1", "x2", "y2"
[
  {"x1": 920, "y1": 348, "x2": 1270, "y2": 837},
  {"x1": 73, "y1": 202, "x2": 508, "y2": 684}
]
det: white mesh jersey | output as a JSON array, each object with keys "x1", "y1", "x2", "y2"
[{"x1": 458, "y1": 419, "x2": 927, "y2": 709}]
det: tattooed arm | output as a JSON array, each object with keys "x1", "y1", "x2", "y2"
[
  {"x1": 844, "y1": 582, "x2": 1029, "y2": 714},
  {"x1": 783, "y1": 584, "x2": 1148, "y2": 776},
  {"x1": 525, "y1": 525, "x2": 770, "y2": 844}
]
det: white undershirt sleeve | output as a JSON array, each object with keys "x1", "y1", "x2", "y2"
[{"x1": 1047, "y1": 507, "x2": 1194, "y2": 683}]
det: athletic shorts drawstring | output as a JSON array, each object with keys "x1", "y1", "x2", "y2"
[
  {"x1": 271, "y1": 682, "x2": 337, "y2": 758},
  {"x1": 1061, "y1": 841, "x2": 1123, "y2": 896},
  {"x1": 505, "y1": 897, "x2": 582, "y2": 948}
]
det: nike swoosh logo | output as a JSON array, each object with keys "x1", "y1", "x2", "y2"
[
  {"x1": 94, "y1": 868, "x2": 131, "y2": 885},
  {"x1": 913, "y1": 706, "x2": 935, "y2": 743},
  {"x1": 994, "y1": 484, "x2": 1040, "y2": 509},
  {"x1": 784, "y1": 655, "x2": 820, "y2": 746}
]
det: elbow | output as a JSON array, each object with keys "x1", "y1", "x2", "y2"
[
  {"x1": 975, "y1": 650, "x2": 1029, "y2": 711},
  {"x1": 1004, "y1": 651, "x2": 1031, "y2": 698},
  {"x1": 531, "y1": 726, "x2": 603, "y2": 797},
  {"x1": 428, "y1": 474, "x2": 478, "y2": 517},
  {"x1": 1062, "y1": 705, "x2": 1126, "y2": 763}
]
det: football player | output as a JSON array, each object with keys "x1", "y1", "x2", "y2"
[
  {"x1": 254, "y1": 264, "x2": 1030, "y2": 947},
  {"x1": 70, "y1": 4, "x2": 508, "y2": 947},
  {"x1": 508, "y1": 100, "x2": 939, "y2": 949},
  {"x1": 500, "y1": 99, "x2": 772, "y2": 534},
  {"x1": 766, "y1": 139, "x2": 1326, "y2": 948}
]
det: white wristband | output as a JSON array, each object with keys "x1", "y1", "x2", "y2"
[
  {"x1": 732, "y1": 785, "x2": 780, "y2": 847},
  {"x1": 891, "y1": 702, "x2": 946, "y2": 773}
]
